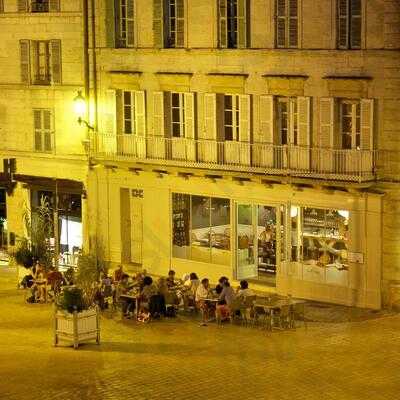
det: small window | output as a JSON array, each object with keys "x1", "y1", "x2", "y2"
[
  {"x1": 277, "y1": 97, "x2": 298, "y2": 145},
  {"x1": 171, "y1": 92, "x2": 185, "y2": 138},
  {"x1": 340, "y1": 100, "x2": 360, "y2": 149},
  {"x1": 223, "y1": 95, "x2": 240, "y2": 141},
  {"x1": 337, "y1": 0, "x2": 361, "y2": 49},
  {"x1": 218, "y1": 0, "x2": 249, "y2": 48},
  {"x1": 18, "y1": 1, "x2": 60, "y2": 13},
  {"x1": 276, "y1": 0, "x2": 298, "y2": 48},
  {"x1": 31, "y1": 0, "x2": 49, "y2": 12},
  {"x1": 153, "y1": 0, "x2": 184, "y2": 48},
  {"x1": 33, "y1": 109, "x2": 53, "y2": 152},
  {"x1": 123, "y1": 91, "x2": 135, "y2": 134},
  {"x1": 115, "y1": 0, "x2": 135, "y2": 48}
]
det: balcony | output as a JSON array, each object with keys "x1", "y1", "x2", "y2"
[{"x1": 93, "y1": 134, "x2": 378, "y2": 182}]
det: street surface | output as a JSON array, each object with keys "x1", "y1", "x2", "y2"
[{"x1": 0, "y1": 266, "x2": 399, "y2": 400}]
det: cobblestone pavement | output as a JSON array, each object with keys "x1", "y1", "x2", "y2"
[{"x1": 1, "y1": 266, "x2": 400, "y2": 400}]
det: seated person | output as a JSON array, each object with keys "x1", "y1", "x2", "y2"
[
  {"x1": 166, "y1": 270, "x2": 176, "y2": 288},
  {"x1": 30, "y1": 262, "x2": 47, "y2": 302},
  {"x1": 138, "y1": 276, "x2": 159, "y2": 321},
  {"x1": 216, "y1": 280, "x2": 236, "y2": 322},
  {"x1": 46, "y1": 267, "x2": 65, "y2": 298},
  {"x1": 236, "y1": 280, "x2": 255, "y2": 300},
  {"x1": 158, "y1": 277, "x2": 179, "y2": 305},
  {"x1": 118, "y1": 274, "x2": 135, "y2": 317},
  {"x1": 195, "y1": 278, "x2": 213, "y2": 326},
  {"x1": 113, "y1": 264, "x2": 124, "y2": 283},
  {"x1": 183, "y1": 272, "x2": 200, "y2": 310},
  {"x1": 20, "y1": 264, "x2": 36, "y2": 289}
]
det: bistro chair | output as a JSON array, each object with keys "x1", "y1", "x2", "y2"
[{"x1": 238, "y1": 295, "x2": 256, "y2": 326}]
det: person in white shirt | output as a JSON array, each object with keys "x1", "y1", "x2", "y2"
[
  {"x1": 195, "y1": 278, "x2": 212, "y2": 325},
  {"x1": 236, "y1": 280, "x2": 255, "y2": 299}
]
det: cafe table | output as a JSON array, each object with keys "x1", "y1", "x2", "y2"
[{"x1": 119, "y1": 293, "x2": 140, "y2": 320}]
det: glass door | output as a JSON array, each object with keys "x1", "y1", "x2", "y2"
[{"x1": 236, "y1": 204, "x2": 257, "y2": 280}]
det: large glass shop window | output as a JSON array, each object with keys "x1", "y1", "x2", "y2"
[
  {"x1": 291, "y1": 206, "x2": 350, "y2": 285},
  {"x1": 172, "y1": 193, "x2": 231, "y2": 265}
]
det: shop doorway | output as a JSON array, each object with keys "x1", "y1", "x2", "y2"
[{"x1": 236, "y1": 203, "x2": 284, "y2": 287}]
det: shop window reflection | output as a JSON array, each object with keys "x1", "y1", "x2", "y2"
[
  {"x1": 190, "y1": 196, "x2": 211, "y2": 263},
  {"x1": 210, "y1": 198, "x2": 230, "y2": 265}
]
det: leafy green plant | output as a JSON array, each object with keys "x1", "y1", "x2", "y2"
[
  {"x1": 13, "y1": 239, "x2": 34, "y2": 269},
  {"x1": 75, "y1": 254, "x2": 105, "y2": 309},
  {"x1": 58, "y1": 286, "x2": 84, "y2": 313}
]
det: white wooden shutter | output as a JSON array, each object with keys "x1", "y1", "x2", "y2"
[
  {"x1": 338, "y1": 0, "x2": 349, "y2": 49},
  {"x1": 184, "y1": 92, "x2": 195, "y2": 139},
  {"x1": 104, "y1": 89, "x2": 117, "y2": 136},
  {"x1": 319, "y1": 98, "x2": 334, "y2": 148},
  {"x1": 239, "y1": 94, "x2": 250, "y2": 142},
  {"x1": 204, "y1": 93, "x2": 217, "y2": 140},
  {"x1": 288, "y1": 0, "x2": 298, "y2": 48},
  {"x1": 50, "y1": 40, "x2": 62, "y2": 85},
  {"x1": 20, "y1": 40, "x2": 30, "y2": 84},
  {"x1": 30, "y1": 41, "x2": 38, "y2": 83},
  {"x1": 49, "y1": 0, "x2": 60, "y2": 12},
  {"x1": 218, "y1": 0, "x2": 228, "y2": 48},
  {"x1": 360, "y1": 99, "x2": 373, "y2": 150},
  {"x1": 135, "y1": 91, "x2": 146, "y2": 137},
  {"x1": 153, "y1": 0, "x2": 164, "y2": 48},
  {"x1": 259, "y1": 95, "x2": 274, "y2": 144},
  {"x1": 276, "y1": 0, "x2": 286, "y2": 48},
  {"x1": 350, "y1": 0, "x2": 362, "y2": 49},
  {"x1": 237, "y1": 0, "x2": 248, "y2": 49},
  {"x1": 43, "y1": 110, "x2": 53, "y2": 151},
  {"x1": 126, "y1": 0, "x2": 135, "y2": 47},
  {"x1": 297, "y1": 97, "x2": 310, "y2": 146},
  {"x1": 153, "y1": 91, "x2": 165, "y2": 136},
  {"x1": 33, "y1": 110, "x2": 42, "y2": 151},
  {"x1": 17, "y1": 0, "x2": 27, "y2": 12},
  {"x1": 116, "y1": 89, "x2": 123, "y2": 134},
  {"x1": 176, "y1": 0, "x2": 185, "y2": 48}
]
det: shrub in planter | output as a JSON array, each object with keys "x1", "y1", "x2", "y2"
[
  {"x1": 14, "y1": 240, "x2": 34, "y2": 269},
  {"x1": 58, "y1": 286, "x2": 84, "y2": 313}
]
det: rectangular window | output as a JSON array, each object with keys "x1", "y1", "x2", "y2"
[
  {"x1": 290, "y1": 206, "x2": 350, "y2": 286},
  {"x1": 340, "y1": 100, "x2": 360, "y2": 149},
  {"x1": 116, "y1": 90, "x2": 146, "y2": 136},
  {"x1": 277, "y1": 97, "x2": 298, "y2": 145},
  {"x1": 33, "y1": 109, "x2": 53, "y2": 152},
  {"x1": 20, "y1": 39, "x2": 62, "y2": 85},
  {"x1": 31, "y1": 0, "x2": 49, "y2": 12},
  {"x1": 276, "y1": 0, "x2": 298, "y2": 48},
  {"x1": 18, "y1": 1, "x2": 60, "y2": 13},
  {"x1": 171, "y1": 92, "x2": 185, "y2": 138},
  {"x1": 223, "y1": 95, "x2": 240, "y2": 141},
  {"x1": 153, "y1": 0, "x2": 184, "y2": 48},
  {"x1": 115, "y1": 0, "x2": 134, "y2": 48},
  {"x1": 338, "y1": 0, "x2": 361, "y2": 49},
  {"x1": 218, "y1": 0, "x2": 248, "y2": 48},
  {"x1": 123, "y1": 91, "x2": 135, "y2": 134},
  {"x1": 172, "y1": 193, "x2": 231, "y2": 265}
]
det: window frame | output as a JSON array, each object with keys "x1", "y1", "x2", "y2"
[
  {"x1": 122, "y1": 90, "x2": 135, "y2": 134},
  {"x1": 339, "y1": 99, "x2": 361, "y2": 150},
  {"x1": 170, "y1": 92, "x2": 186, "y2": 138},
  {"x1": 277, "y1": 97, "x2": 298, "y2": 146},
  {"x1": 33, "y1": 108, "x2": 54, "y2": 153},
  {"x1": 275, "y1": 0, "x2": 299, "y2": 49},
  {"x1": 223, "y1": 94, "x2": 240, "y2": 141},
  {"x1": 337, "y1": 0, "x2": 362, "y2": 50}
]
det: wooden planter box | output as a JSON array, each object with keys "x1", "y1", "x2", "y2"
[{"x1": 54, "y1": 307, "x2": 100, "y2": 349}]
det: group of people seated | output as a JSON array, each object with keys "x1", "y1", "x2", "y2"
[
  {"x1": 20, "y1": 261, "x2": 67, "y2": 303},
  {"x1": 195, "y1": 276, "x2": 255, "y2": 326}
]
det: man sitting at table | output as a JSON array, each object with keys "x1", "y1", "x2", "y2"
[
  {"x1": 216, "y1": 280, "x2": 236, "y2": 322},
  {"x1": 113, "y1": 264, "x2": 124, "y2": 283}
]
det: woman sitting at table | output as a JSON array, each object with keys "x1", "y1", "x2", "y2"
[
  {"x1": 30, "y1": 262, "x2": 47, "y2": 303},
  {"x1": 158, "y1": 277, "x2": 179, "y2": 306},
  {"x1": 236, "y1": 280, "x2": 255, "y2": 300},
  {"x1": 183, "y1": 273, "x2": 200, "y2": 310},
  {"x1": 195, "y1": 278, "x2": 213, "y2": 326},
  {"x1": 119, "y1": 274, "x2": 136, "y2": 317},
  {"x1": 166, "y1": 269, "x2": 177, "y2": 288},
  {"x1": 216, "y1": 280, "x2": 236, "y2": 322}
]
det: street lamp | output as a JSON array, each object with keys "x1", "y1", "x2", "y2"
[{"x1": 73, "y1": 90, "x2": 94, "y2": 130}]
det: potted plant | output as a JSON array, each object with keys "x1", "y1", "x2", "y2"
[
  {"x1": 54, "y1": 254, "x2": 103, "y2": 349},
  {"x1": 13, "y1": 239, "x2": 34, "y2": 269}
]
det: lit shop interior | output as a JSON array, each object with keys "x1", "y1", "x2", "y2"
[{"x1": 172, "y1": 193, "x2": 350, "y2": 287}]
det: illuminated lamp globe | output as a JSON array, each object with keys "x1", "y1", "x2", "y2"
[{"x1": 73, "y1": 91, "x2": 86, "y2": 120}]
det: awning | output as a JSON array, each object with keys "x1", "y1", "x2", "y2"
[{"x1": 12, "y1": 175, "x2": 84, "y2": 194}]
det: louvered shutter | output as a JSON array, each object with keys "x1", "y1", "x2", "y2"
[
  {"x1": 153, "y1": 0, "x2": 164, "y2": 48},
  {"x1": 360, "y1": 99, "x2": 373, "y2": 150},
  {"x1": 184, "y1": 92, "x2": 195, "y2": 139},
  {"x1": 135, "y1": 91, "x2": 146, "y2": 137},
  {"x1": 49, "y1": 0, "x2": 60, "y2": 12},
  {"x1": 34, "y1": 110, "x2": 42, "y2": 151},
  {"x1": 259, "y1": 95, "x2": 274, "y2": 144},
  {"x1": 237, "y1": 0, "x2": 248, "y2": 49},
  {"x1": 350, "y1": 0, "x2": 361, "y2": 48},
  {"x1": 116, "y1": 89, "x2": 123, "y2": 134},
  {"x1": 218, "y1": 0, "x2": 228, "y2": 48},
  {"x1": 30, "y1": 41, "x2": 38, "y2": 83},
  {"x1": 239, "y1": 95, "x2": 250, "y2": 142},
  {"x1": 204, "y1": 93, "x2": 217, "y2": 140},
  {"x1": 17, "y1": 0, "x2": 27, "y2": 12},
  {"x1": 50, "y1": 40, "x2": 62, "y2": 84},
  {"x1": 43, "y1": 110, "x2": 52, "y2": 152},
  {"x1": 288, "y1": 0, "x2": 298, "y2": 48},
  {"x1": 338, "y1": 0, "x2": 349, "y2": 49},
  {"x1": 104, "y1": 89, "x2": 117, "y2": 136},
  {"x1": 319, "y1": 98, "x2": 334, "y2": 148},
  {"x1": 153, "y1": 91, "x2": 165, "y2": 136},
  {"x1": 20, "y1": 40, "x2": 30, "y2": 84},
  {"x1": 276, "y1": 0, "x2": 286, "y2": 48},
  {"x1": 297, "y1": 97, "x2": 310, "y2": 146},
  {"x1": 126, "y1": 0, "x2": 135, "y2": 47},
  {"x1": 105, "y1": 0, "x2": 116, "y2": 47},
  {"x1": 176, "y1": 0, "x2": 185, "y2": 48},
  {"x1": 0, "y1": 0, "x2": 4, "y2": 13}
]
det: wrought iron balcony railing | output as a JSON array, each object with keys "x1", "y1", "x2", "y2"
[{"x1": 92, "y1": 134, "x2": 378, "y2": 182}]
